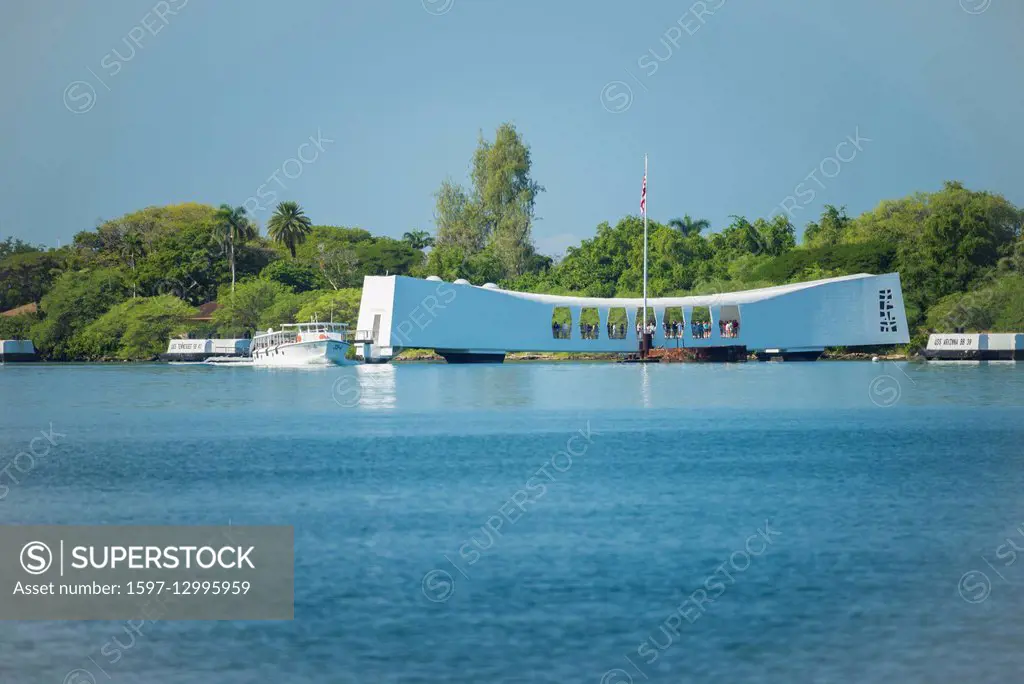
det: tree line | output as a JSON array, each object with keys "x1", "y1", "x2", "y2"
[
  {"x1": 0, "y1": 201, "x2": 428, "y2": 359},
  {"x1": 2, "y1": 122, "x2": 1022, "y2": 359}
]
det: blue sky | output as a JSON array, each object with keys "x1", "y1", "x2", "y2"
[{"x1": 1, "y1": 0, "x2": 1022, "y2": 256}]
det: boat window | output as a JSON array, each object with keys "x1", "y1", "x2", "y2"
[{"x1": 579, "y1": 308, "x2": 600, "y2": 339}]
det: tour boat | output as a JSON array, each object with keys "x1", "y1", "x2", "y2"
[{"x1": 249, "y1": 321, "x2": 356, "y2": 366}]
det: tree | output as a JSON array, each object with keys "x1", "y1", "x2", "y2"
[
  {"x1": 402, "y1": 230, "x2": 435, "y2": 250},
  {"x1": 259, "y1": 259, "x2": 324, "y2": 293},
  {"x1": 749, "y1": 241, "x2": 895, "y2": 284},
  {"x1": 355, "y1": 237, "x2": 422, "y2": 277},
  {"x1": 212, "y1": 204, "x2": 257, "y2": 292},
  {"x1": 668, "y1": 215, "x2": 710, "y2": 237},
  {"x1": 753, "y1": 215, "x2": 796, "y2": 257},
  {"x1": 0, "y1": 251, "x2": 60, "y2": 310},
  {"x1": 897, "y1": 182, "x2": 1022, "y2": 316},
  {"x1": 803, "y1": 205, "x2": 851, "y2": 248},
  {"x1": 423, "y1": 243, "x2": 470, "y2": 282},
  {"x1": 1010, "y1": 239, "x2": 1024, "y2": 275},
  {"x1": 295, "y1": 289, "x2": 362, "y2": 328},
  {"x1": 267, "y1": 201, "x2": 313, "y2": 258},
  {"x1": 137, "y1": 223, "x2": 229, "y2": 304},
  {"x1": 258, "y1": 290, "x2": 320, "y2": 329},
  {"x1": 316, "y1": 242, "x2": 360, "y2": 290},
  {"x1": 120, "y1": 231, "x2": 144, "y2": 297},
  {"x1": 0, "y1": 236, "x2": 42, "y2": 260},
  {"x1": 76, "y1": 295, "x2": 197, "y2": 360},
  {"x1": 30, "y1": 268, "x2": 130, "y2": 360},
  {"x1": 0, "y1": 313, "x2": 34, "y2": 340},
  {"x1": 211, "y1": 279, "x2": 290, "y2": 336},
  {"x1": 433, "y1": 123, "x2": 545, "y2": 280},
  {"x1": 434, "y1": 180, "x2": 483, "y2": 253}
]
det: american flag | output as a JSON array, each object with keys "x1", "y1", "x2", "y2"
[{"x1": 640, "y1": 173, "x2": 647, "y2": 215}]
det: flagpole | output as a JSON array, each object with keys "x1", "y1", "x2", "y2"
[{"x1": 642, "y1": 154, "x2": 648, "y2": 332}]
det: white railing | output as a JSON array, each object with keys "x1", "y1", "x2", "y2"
[{"x1": 353, "y1": 329, "x2": 376, "y2": 343}]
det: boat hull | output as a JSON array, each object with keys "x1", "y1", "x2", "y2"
[{"x1": 250, "y1": 339, "x2": 355, "y2": 367}]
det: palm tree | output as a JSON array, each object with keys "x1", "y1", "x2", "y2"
[
  {"x1": 120, "y1": 231, "x2": 144, "y2": 298},
  {"x1": 402, "y1": 229, "x2": 435, "y2": 250},
  {"x1": 267, "y1": 201, "x2": 313, "y2": 258},
  {"x1": 668, "y1": 215, "x2": 710, "y2": 238},
  {"x1": 212, "y1": 204, "x2": 257, "y2": 292}
]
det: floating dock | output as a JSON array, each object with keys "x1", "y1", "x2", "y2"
[
  {"x1": 0, "y1": 340, "x2": 37, "y2": 362},
  {"x1": 923, "y1": 333, "x2": 1022, "y2": 361},
  {"x1": 159, "y1": 338, "x2": 251, "y2": 362}
]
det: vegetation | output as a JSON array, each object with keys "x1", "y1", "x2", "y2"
[
  {"x1": 212, "y1": 204, "x2": 258, "y2": 292},
  {"x1": 426, "y1": 123, "x2": 548, "y2": 283},
  {"x1": 76, "y1": 296, "x2": 197, "y2": 360},
  {"x1": 267, "y1": 201, "x2": 313, "y2": 258},
  {"x1": 0, "y1": 201, "x2": 430, "y2": 359},
  {"x1": 1, "y1": 123, "x2": 1021, "y2": 361},
  {"x1": 402, "y1": 230, "x2": 434, "y2": 250},
  {"x1": 30, "y1": 268, "x2": 131, "y2": 360}
]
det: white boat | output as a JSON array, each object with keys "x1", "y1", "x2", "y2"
[{"x1": 249, "y1": 321, "x2": 356, "y2": 367}]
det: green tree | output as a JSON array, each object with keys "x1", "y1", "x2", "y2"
[
  {"x1": 267, "y1": 201, "x2": 313, "y2": 258},
  {"x1": 76, "y1": 295, "x2": 197, "y2": 360},
  {"x1": 423, "y1": 243, "x2": 470, "y2": 281},
  {"x1": 0, "y1": 251, "x2": 60, "y2": 310},
  {"x1": 433, "y1": 123, "x2": 544, "y2": 279},
  {"x1": 259, "y1": 259, "x2": 324, "y2": 293},
  {"x1": 120, "y1": 231, "x2": 144, "y2": 297},
  {"x1": 0, "y1": 237, "x2": 42, "y2": 260},
  {"x1": 211, "y1": 279, "x2": 290, "y2": 336},
  {"x1": 30, "y1": 268, "x2": 130, "y2": 360},
  {"x1": 258, "y1": 290, "x2": 320, "y2": 329},
  {"x1": 898, "y1": 182, "x2": 1022, "y2": 317},
  {"x1": 212, "y1": 204, "x2": 257, "y2": 292},
  {"x1": 316, "y1": 242, "x2": 360, "y2": 290},
  {"x1": 434, "y1": 180, "x2": 483, "y2": 253},
  {"x1": 354, "y1": 237, "x2": 422, "y2": 277},
  {"x1": 753, "y1": 215, "x2": 796, "y2": 257},
  {"x1": 0, "y1": 313, "x2": 35, "y2": 340},
  {"x1": 402, "y1": 230, "x2": 435, "y2": 250},
  {"x1": 290, "y1": 225, "x2": 423, "y2": 286},
  {"x1": 668, "y1": 215, "x2": 710, "y2": 237},
  {"x1": 1009, "y1": 238, "x2": 1024, "y2": 275},
  {"x1": 295, "y1": 289, "x2": 362, "y2": 328},
  {"x1": 803, "y1": 205, "x2": 851, "y2": 248},
  {"x1": 136, "y1": 223, "x2": 228, "y2": 304},
  {"x1": 750, "y1": 241, "x2": 896, "y2": 283}
]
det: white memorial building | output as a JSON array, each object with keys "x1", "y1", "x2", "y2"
[{"x1": 355, "y1": 272, "x2": 910, "y2": 363}]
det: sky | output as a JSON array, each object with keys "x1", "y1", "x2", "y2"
[{"x1": 1, "y1": 0, "x2": 1022, "y2": 257}]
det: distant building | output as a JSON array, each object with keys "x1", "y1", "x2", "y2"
[
  {"x1": 190, "y1": 302, "x2": 220, "y2": 322},
  {"x1": 1, "y1": 302, "x2": 38, "y2": 317},
  {"x1": 0, "y1": 340, "x2": 37, "y2": 362}
]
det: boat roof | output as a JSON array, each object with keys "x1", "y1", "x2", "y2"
[{"x1": 280, "y1": 322, "x2": 349, "y2": 328}]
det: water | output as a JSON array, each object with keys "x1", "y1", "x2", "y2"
[{"x1": 1, "y1": 361, "x2": 1023, "y2": 683}]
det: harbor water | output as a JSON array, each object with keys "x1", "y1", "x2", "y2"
[{"x1": 1, "y1": 361, "x2": 1022, "y2": 683}]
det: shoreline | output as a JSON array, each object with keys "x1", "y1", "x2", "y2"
[
  {"x1": 390, "y1": 349, "x2": 913, "y2": 364},
  {"x1": 3, "y1": 351, "x2": 914, "y2": 365}
]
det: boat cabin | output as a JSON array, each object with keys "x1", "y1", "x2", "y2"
[{"x1": 251, "y1": 322, "x2": 350, "y2": 352}]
